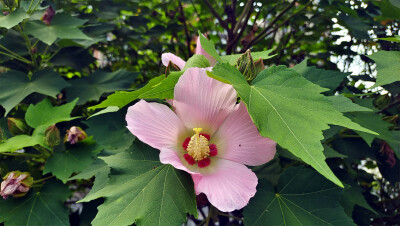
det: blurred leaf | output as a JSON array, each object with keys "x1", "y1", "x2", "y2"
[
  {"x1": 24, "y1": 13, "x2": 91, "y2": 45},
  {"x1": 0, "y1": 69, "x2": 70, "y2": 115},
  {"x1": 368, "y1": 51, "x2": 400, "y2": 87},
  {"x1": 0, "y1": 8, "x2": 29, "y2": 29},
  {"x1": 243, "y1": 167, "x2": 354, "y2": 225},
  {"x1": 66, "y1": 70, "x2": 138, "y2": 105},
  {"x1": 50, "y1": 47, "x2": 96, "y2": 70},
  {"x1": 209, "y1": 64, "x2": 376, "y2": 187},
  {"x1": 0, "y1": 181, "x2": 70, "y2": 226},
  {"x1": 378, "y1": 35, "x2": 400, "y2": 43},
  {"x1": 0, "y1": 125, "x2": 49, "y2": 153},
  {"x1": 323, "y1": 145, "x2": 347, "y2": 158},
  {"x1": 25, "y1": 98, "x2": 79, "y2": 128},
  {"x1": 84, "y1": 141, "x2": 197, "y2": 226},
  {"x1": 293, "y1": 60, "x2": 350, "y2": 90},
  {"x1": 43, "y1": 138, "x2": 101, "y2": 182}
]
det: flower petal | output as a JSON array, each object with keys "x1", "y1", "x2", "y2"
[
  {"x1": 195, "y1": 159, "x2": 257, "y2": 212},
  {"x1": 159, "y1": 147, "x2": 199, "y2": 174},
  {"x1": 195, "y1": 36, "x2": 217, "y2": 66},
  {"x1": 126, "y1": 100, "x2": 184, "y2": 150},
  {"x1": 161, "y1": 53, "x2": 186, "y2": 70},
  {"x1": 173, "y1": 67, "x2": 237, "y2": 134},
  {"x1": 213, "y1": 102, "x2": 276, "y2": 166}
]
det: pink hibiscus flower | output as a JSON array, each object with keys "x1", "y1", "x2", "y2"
[{"x1": 126, "y1": 65, "x2": 276, "y2": 212}]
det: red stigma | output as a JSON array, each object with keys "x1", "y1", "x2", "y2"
[
  {"x1": 182, "y1": 137, "x2": 191, "y2": 150},
  {"x1": 183, "y1": 154, "x2": 196, "y2": 165},
  {"x1": 200, "y1": 133, "x2": 210, "y2": 140},
  {"x1": 209, "y1": 144, "x2": 218, "y2": 156},
  {"x1": 198, "y1": 158, "x2": 211, "y2": 168}
]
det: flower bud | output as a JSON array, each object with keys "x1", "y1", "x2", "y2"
[
  {"x1": 0, "y1": 171, "x2": 33, "y2": 199},
  {"x1": 41, "y1": 6, "x2": 55, "y2": 25},
  {"x1": 64, "y1": 126, "x2": 87, "y2": 145},
  {"x1": 235, "y1": 49, "x2": 256, "y2": 82},
  {"x1": 7, "y1": 118, "x2": 31, "y2": 136},
  {"x1": 45, "y1": 125, "x2": 60, "y2": 147}
]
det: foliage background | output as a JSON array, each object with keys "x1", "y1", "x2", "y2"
[{"x1": 0, "y1": 0, "x2": 399, "y2": 225}]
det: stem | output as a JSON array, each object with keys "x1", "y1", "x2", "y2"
[
  {"x1": 0, "y1": 51, "x2": 32, "y2": 64},
  {"x1": 205, "y1": 205, "x2": 216, "y2": 226},
  {"x1": 16, "y1": 25, "x2": 38, "y2": 70},
  {"x1": 203, "y1": 0, "x2": 227, "y2": 29},
  {"x1": 29, "y1": 0, "x2": 41, "y2": 15},
  {"x1": 178, "y1": 0, "x2": 192, "y2": 57},
  {"x1": 0, "y1": 44, "x2": 32, "y2": 64},
  {"x1": 33, "y1": 175, "x2": 55, "y2": 184},
  {"x1": 0, "y1": 152, "x2": 41, "y2": 158},
  {"x1": 27, "y1": 0, "x2": 35, "y2": 12},
  {"x1": 217, "y1": 211, "x2": 243, "y2": 221}
]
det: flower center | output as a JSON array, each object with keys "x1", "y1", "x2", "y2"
[
  {"x1": 187, "y1": 128, "x2": 210, "y2": 161},
  {"x1": 182, "y1": 128, "x2": 218, "y2": 168}
]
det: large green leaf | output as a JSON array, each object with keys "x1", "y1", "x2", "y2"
[
  {"x1": 243, "y1": 167, "x2": 354, "y2": 226},
  {"x1": 0, "y1": 8, "x2": 29, "y2": 29},
  {"x1": 66, "y1": 70, "x2": 138, "y2": 105},
  {"x1": 84, "y1": 141, "x2": 197, "y2": 226},
  {"x1": 0, "y1": 181, "x2": 70, "y2": 226},
  {"x1": 25, "y1": 98, "x2": 79, "y2": 128},
  {"x1": 292, "y1": 60, "x2": 350, "y2": 90},
  {"x1": 24, "y1": 13, "x2": 91, "y2": 45},
  {"x1": 69, "y1": 159, "x2": 109, "y2": 180},
  {"x1": 43, "y1": 138, "x2": 101, "y2": 182},
  {"x1": 209, "y1": 64, "x2": 376, "y2": 187},
  {"x1": 0, "y1": 125, "x2": 49, "y2": 153},
  {"x1": 88, "y1": 74, "x2": 165, "y2": 110},
  {"x1": 0, "y1": 69, "x2": 70, "y2": 115},
  {"x1": 367, "y1": 51, "x2": 400, "y2": 87},
  {"x1": 327, "y1": 95, "x2": 372, "y2": 113},
  {"x1": 198, "y1": 32, "x2": 223, "y2": 62},
  {"x1": 221, "y1": 49, "x2": 275, "y2": 64}
]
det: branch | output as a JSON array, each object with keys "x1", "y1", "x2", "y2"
[
  {"x1": 178, "y1": 0, "x2": 192, "y2": 57},
  {"x1": 203, "y1": 0, "x2": 227, "y2": 28}
]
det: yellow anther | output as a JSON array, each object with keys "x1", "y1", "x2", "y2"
[{"x1": 187, "y1": 128, "x2": 210, "y2": 161}]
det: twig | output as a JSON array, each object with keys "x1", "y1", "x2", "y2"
[
  {"x1": 33, "y1": 175, "x2": 55, "y2": 184},
  {"x1": 203, "y1": 0, "x2": 227, "y2": 28},
  {"x1": 178, "y1": 0, "x2": 192, "y2": 57}
]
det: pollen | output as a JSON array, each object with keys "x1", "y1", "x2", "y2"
[{"x1": 186, "y1": 128, "x2": 210, "y2": 161}]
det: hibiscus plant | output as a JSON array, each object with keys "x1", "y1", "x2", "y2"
[{"x1": 0, "y1": 0, "x2": 399, "y2": 225}]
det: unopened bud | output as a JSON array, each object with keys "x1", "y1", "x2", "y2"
[
  {"x1": 0, "y1": 171, "x2": 33, "y2": 199},
  {"x1": 7, "y1": 118, "x2": 31, "y2": 136},
  {"x1": 254, "y1": 58, "x2": 265, "y2": 76},
  {"x1": 235, "y1": 49, "x2": 256, "y2": 82},
  {"x1": 45, "y1": 125, "x2": 60, "y2": 147},
  {"x1": 3, "y1": 11, "x2": 9, "y2": 16},
  {"x1": 64, "y1": 126, "x2": 87, "y2": 145},
  {"x1": 41, "y1": 6, "x2": 55, "y2": 25}
]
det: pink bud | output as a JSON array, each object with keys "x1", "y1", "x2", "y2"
[
  {"x1": 0, "y1": 171, "x2": 33, "y2": 199},
  {"x1": 65, "y1": 126, "x2": 87, "y2": 145},
  {"x1": 41, "y1": 6, "x2": 55, "y2": 25}
]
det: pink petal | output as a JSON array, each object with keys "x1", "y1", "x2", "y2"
[
  {"x1": 126, "y1": 100, "x2": 184, "y2": 150},
  {"x1": 195, "y1": 36, "x2": 217, "y2": 66},
  {"x1": 159, "y1": 147, "x2": 199, "y2": 175},
  {"x1": 161, "y1": 53, "x2": 186, "y2": 70},
  {"x1": 173, "y1": 67, "x2": 237, "y2": 134},
  {"x1": 213, "y1": 102, "x2": 276, "y2": 166},
  {"x1": 195, "y1": 159, "x2": 257, "y2": 212}
]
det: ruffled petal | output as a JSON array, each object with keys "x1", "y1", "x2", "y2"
[
  {"x1": 161, "y1": 53, "x2": 186, "y2": 70},
  {"x1": 159, "y1": 148, "x2": 199, "y2": 174},
  {"x1": 213, "y1": 102, "x2": 276, "y2": 166},
  {"x1": 126, "y1": 100, "x2": 184, "y2": 150},
  {"x1": 194, "y1": 159, "x2": 257, "y2": 212},
  {"x1": 173, "y1": 67, "x2": 237, "y2": 134},
  {"x1": 195, "y1": 36, "x2": 217, "y2": 66}
]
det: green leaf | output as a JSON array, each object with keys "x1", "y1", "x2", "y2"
[
  {"x1": 378, "y1": 35, "x2": 400, "y2": 43},
  {"x1": 66, "y1": 70, "x2": 138, "y2": 105},
  {"x1": 69, "y1": 159, "x2": 109, "y2": 180},
  {"x1": 138, "y1": 71, "x2": 183, "y2": 99},
  {"x1": 24, "y1": 13, "x2": 91, "y2": 45},
  {"x1": 198, "y1": 32, "x2": 223, "y2": 63},
  {"x1": 209, "y1": 64, "x2": 376, "y2": 187},
  {"x1": 292, "y1": 60, "x2": 350, "y2": 90},
  {"x1": 0, "y1": 69, "x2": 70, "y2": 115},
  {"x1": 25, "y1": 98, "x2": 79, "y2": 128},
  {"x1": 327, "y1": 95, "x2": 372, "y2": 112},
  {"x1": 220, "y1": 49, "x2": 275, "y2": 64},
  {"x1": 0, "y1": 125, "x2": 49, "y2": 153},
  {"x1": 182, "y1": 54, "x2": 210, "y2": 70},
  {"x1": 85, "y1": 141, "x2": 197, "y2": 226},
  {"x1": 0, "y1": 8, "x2": 29, "y2": 29},
  {"x1": 43, "y1": 138, "x2": 101, "y2": 182},
  {"x1": 88, "y1": 106, "x2": 120, "y2": 119},
  {"x1": 323, "y1": 144, "x2": 347, "y2": 158},
  {"x1": 88, "y1": 75, "x2": 165, "y2": 110},
  {"x1": 367, "y1": 51, "x2": 400, "y2": 87},
  {"x1": 0, "y1": 181, "x2": 70, "y2": 226},
  {"x1": 243, "y1": 167, "x2": 355, "y2": 226}
]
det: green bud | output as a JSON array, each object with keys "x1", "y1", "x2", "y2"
[
  {"x1": 7, "y1": 118, "x2": 31, "y2": 136},
  {"x1": 235, "y1": 49, "x2": 256, "y2": 82},
  {"x1": 1, "y1": 171, "x2": 33, "y2": 199},
  {"x1": 254, "y1": 58, "x2": 265, "y2": 76},
  {"x1": 45, "y1": 125, "x2": 60, "y2": 147}
]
